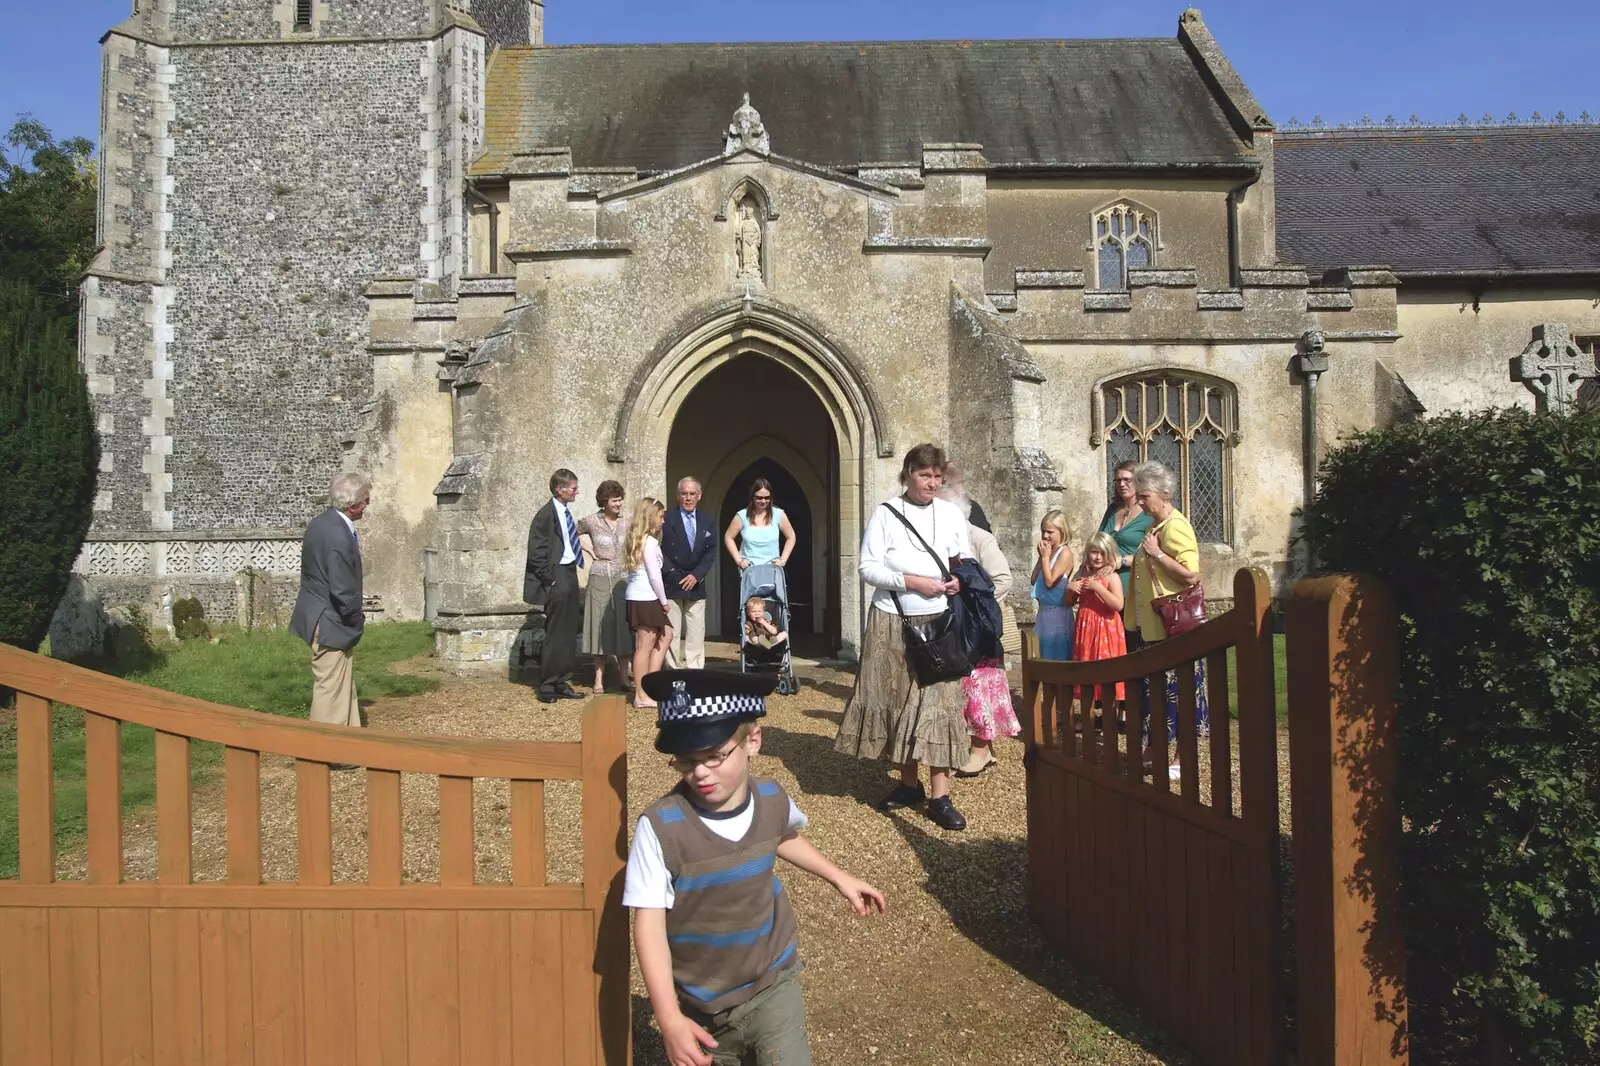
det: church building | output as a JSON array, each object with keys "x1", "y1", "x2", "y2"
[{"x1": 74, "y1": 1, "x2": 1600, "y2": 661}]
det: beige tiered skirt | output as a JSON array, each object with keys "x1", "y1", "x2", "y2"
[{"x1": 833, "y1": 607, "x2": 971, "y2": 770}]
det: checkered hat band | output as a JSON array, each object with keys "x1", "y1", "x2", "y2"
[{"x1": 659, "y1": 693, "x2": 765, "y2": 722}]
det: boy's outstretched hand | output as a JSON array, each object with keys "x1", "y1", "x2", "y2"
[
  {"x1": 833, "y1": 873, "x2": 887, "y2": 916},
  {"x1": 661, "y1": 1012, "x2": 718, "y2": 1066}
]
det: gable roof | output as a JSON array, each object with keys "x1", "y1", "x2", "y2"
[
  {"x1": 473, "y1": 39, "x2": 1258, "y2": 177},
  {"x1": 1275, "y1": 125, "x2": 1600, "y2": 277}
]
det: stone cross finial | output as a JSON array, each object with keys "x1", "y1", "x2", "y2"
[
  {"x1": 724, "y1": 94, "x2": 771, "y2": 156},
  {"x1": 1511, "y1": 323, "x2": 1596, "y2": 414}
]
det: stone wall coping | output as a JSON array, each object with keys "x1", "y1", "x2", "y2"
[
  {"x1": 988, "y1": 293, "x2": 1019, "y2": 312},
  {"x1": 922, "y1": 144, "x2": 989, "y2": 173},
  {"x1": 83, "y1": 266, "x2": 163, "y2": 287},
  {"x1": 364, "y1": 278, "x2": 416, "y2": 298},
  {"x1": 862, "y1": 236, "x2": 992, "y2": 255},
  {"x1": 414, "y1": 302, "x2": 459, "y2": 321},
  {"x1": 1129, "y1": 267, "x2": 1200, "y2": 288},
  {"x1": 1196, "y1": 289, "x2": 1246, "y2": 310},
  {"x1": 1084, "y1": 291, "x2": 1134, "y2": 311},
  {"x1": 1306, "y1": 289, "x2": 1355, "y2": 310},
  {"x1": 1016, "y1": 269, "x2": 1086, "y2": 289},
  {"x1": 369, "y1": 340, "x2": 449, "y2": 356},
  {"x1": 1238, "y1": 266, "x2": 1311, "y2": 287},
  {"x1": 855, "y1": 166, "x2": 925, "y2": 190},
  {"x1": 505, "y1": 148, "x2": 573, "y2": 176},
  {"x1": 503, "y1": 238, "x2": 632, "y2": 261},
  {"x1": 86, "y1": 530, "x2": 300, "y2": 542},
  {"x1": 458, "y1": 275, "x2": 517, "y2": 295},
  {"x1": 592, "y1": 151, "x2": 899, "y2": 205}
]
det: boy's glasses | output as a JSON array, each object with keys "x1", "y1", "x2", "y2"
[{"x1": 668, "y1": 741, "x2": 741, "y2": 774}]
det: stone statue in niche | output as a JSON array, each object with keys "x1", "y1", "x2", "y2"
[{"x1": 735, "y1": 196, "x2": 763, "y2": 281}]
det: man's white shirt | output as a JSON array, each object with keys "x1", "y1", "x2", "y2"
[{"x1": 554, "y1": 497, "x2": 577, "y2": 565}]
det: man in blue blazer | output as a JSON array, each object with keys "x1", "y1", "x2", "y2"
[
  {"x1": 660, "y1": 476, "x2": 717, "y2": 668},
  {"x1": 289, "y1": 472, "x2": 370, "y2": 736}
]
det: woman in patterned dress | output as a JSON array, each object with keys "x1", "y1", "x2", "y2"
[{"x1": 577, "y1": 480, "x2": 634, "y2": 694}]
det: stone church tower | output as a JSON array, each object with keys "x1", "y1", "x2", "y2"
[{"x1": 77, "y1": 0, "x2": 536, "y2": 620}]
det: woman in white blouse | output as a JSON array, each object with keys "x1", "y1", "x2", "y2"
[{"x1": 833, "y1": 443, "x2": 974, "y2": 831}]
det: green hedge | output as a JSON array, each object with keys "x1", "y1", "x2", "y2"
[{"x1": 1301, "y1": 407, "x2": 1600, "y2": 1064}]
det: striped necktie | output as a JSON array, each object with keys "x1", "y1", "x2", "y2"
[{"x1": 562, "y1": 506, "x2": 584, "y2": 568}]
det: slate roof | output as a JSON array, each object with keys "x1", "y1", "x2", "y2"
[
  {"x1": 473, "y1": 39, "x2": 1257, "y2": 177},
  {"x1": 1275, "y1": 126, "x2": 1600, "y2": 276}
]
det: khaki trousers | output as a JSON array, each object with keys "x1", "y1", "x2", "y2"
[
  {"x1": 310, "y1": 636, "x2": 361, "y2": 727},
  {"x1": 665, "y1": 598, "x2": 706, "y2": 669}
]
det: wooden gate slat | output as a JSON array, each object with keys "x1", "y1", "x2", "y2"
[
  {"x1": 156, "y1": 732, "x2": 193, "y2": 885},
  {"x1": 296, "y1": 762, "x2": 333, "y2": 887},
  {"x1": 225, "y1": 748, "x2": 261, "y2": 885},
  {"x1": 99, "y1": 909, "x2": 154, "y2": 1066},
  {"x1": 48, "y1": 908, "x2": 99, "y2": 1066},
  {"x1": 1186, "y1": 824, "x2": 1215, "y2": 1060},
  {"x1": 559, "y1": 912, "x2": 597, "y2": 1066},
  {"x1": 365, "y1": 771, "x2": 403, "y2": 887},
  {"x1": 198, "y1": 908, "x2": 255, "y2": 1066},
  {"x1": 405, "y1": 911, "x2": 461, "y2": 1066},
  {"x1": 438, "y1": 777, "x2": 475, "y2": 887},
  {"x1": 85, "y1": 712, "x2": 123, "y2": 885},
  {"x1": 249, "y1": 910, "x2": 306, "y2": 1066},
  {"x1": 301, "y1": 911, "x2": 356, "y2": 1066},
  {"x1": 16, "y1": 694, "x2": 55, "y2": 885},
  {"x1": 1176, "y1": 661, "x2": 1200, "y2": 804},
  {"x1": 510, "y1": 911, "x2": 565, "y2": 1066},
  {"x1": 510, "y1": 781, "x2": 547, "y2": 887},
  {"x1": 150, "y1": 909, "x2": 204, "y2": 1066},
  {"x1": 1205, "y1": 651, "x2": 1231, "y2": 815},
  {"x1": 352, "y1": 911, "x2": 408, "y2": 1066},
  {"x1": 0, "y1": 909, "x2": 51, "y2": 1065},
  {"x1": 1207, "y1": 836, "x2": 1238, "y2": 1066},
  {"x1": 458, "y1": 912, "x2": 513, "y2": 1066}
]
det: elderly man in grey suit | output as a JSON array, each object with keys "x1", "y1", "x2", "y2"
[{"x1": 290, "y1": 472, "x2": 370, "y2": 733}]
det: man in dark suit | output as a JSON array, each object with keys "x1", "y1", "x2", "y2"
[
  {"x1": 661, "y1": 476, "x2": 717, "y2": 668},
  {"x1": 524, "y1": 468, "x2": 586, "y2": 704},
  {"x1": 289, "y1": 472, "x2": 370, "y2": 732}
]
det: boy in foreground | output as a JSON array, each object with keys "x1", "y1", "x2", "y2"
[{"x1": 625, "y1": 669, "x2": 887, "y2": 1066}]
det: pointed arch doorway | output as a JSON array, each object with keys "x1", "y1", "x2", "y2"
[{"x1": 666, "y1": 355, "x2": 840, "y2": 653}]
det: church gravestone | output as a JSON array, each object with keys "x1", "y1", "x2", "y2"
[{"x1": 1510, "y1": 323, "x2": 1597, "y2": 415}]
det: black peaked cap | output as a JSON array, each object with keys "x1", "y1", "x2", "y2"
[{"x1": 645, "y1": 669, "x2": 777, "y2": 755}]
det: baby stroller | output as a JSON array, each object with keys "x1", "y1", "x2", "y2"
[{"x1": 739, "y1": 563, "x2": 799, "y2": 695}]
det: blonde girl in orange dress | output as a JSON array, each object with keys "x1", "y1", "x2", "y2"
[{"x1": 1066, "y1": 532, "x2": 1127, "y2": 706}]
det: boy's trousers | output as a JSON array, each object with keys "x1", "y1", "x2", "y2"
[{"x1": 684, "y1": 964, "x2": 810, "y2": 1066}]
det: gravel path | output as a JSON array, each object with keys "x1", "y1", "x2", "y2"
[{"x1": 64, "y1": 648, "x2": 1298, "y2": 1065}]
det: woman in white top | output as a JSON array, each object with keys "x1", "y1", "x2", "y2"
[
  {"x1": 833, "y1": 443, "x2": 974, "y2": 832},
  {"x1": 622, "y1": 497, "x2": 672, "y2": 709}
]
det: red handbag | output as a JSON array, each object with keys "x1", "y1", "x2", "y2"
[{"x1": 1152, "y1": 581, "x2": 1207, "y2": 638}]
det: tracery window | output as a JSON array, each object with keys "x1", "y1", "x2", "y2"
[
  {"x1": 1102, "y1": 373, "x2": 1236, "y2": 542},
  {"x1": 1093, "y1": 202, "x2": 1155, "y2": 290}
]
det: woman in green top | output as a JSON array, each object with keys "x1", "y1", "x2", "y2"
[{"x1": 1098, "y1": 460, "x2": 1153, "y2": 646}]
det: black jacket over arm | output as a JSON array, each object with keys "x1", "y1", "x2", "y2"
[
  {"x1": 660, "y1": 507, "x2": 717, "y2": 601},
  {"x1": 523, "y1": 500, "x2": 560, "y2": 606}
]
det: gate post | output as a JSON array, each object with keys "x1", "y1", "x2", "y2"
[{"x1": 1287, "y1": 576, "x2": 1408, "y2": 1066}]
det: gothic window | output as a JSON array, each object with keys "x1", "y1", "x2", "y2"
[
  {"x1": 1102, "y1": 372, "x2": 1236, "y2": 542},
  {"x1": 1093, "y1": 202, "x2": 1155, "y2": 290},
  {"x1": 294, "y1": 0, "x2": 312, "y2": 30}
]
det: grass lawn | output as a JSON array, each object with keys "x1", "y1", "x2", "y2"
[{"x1": 0, "y1": 622, "x2": 436, "y2": 879}]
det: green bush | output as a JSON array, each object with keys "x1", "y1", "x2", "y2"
[
  {"x1": 1301, "y1": 407, "x2": 1600, "y2": 1064},
  {"x1": 0, "y1": 280, "x2": 99, "y2": 651},
  {"x1": 171, "y1": 597, "x2": 210, "y2": 641}
]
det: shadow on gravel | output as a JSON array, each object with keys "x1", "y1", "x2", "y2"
[
  {"x1": 758, "y1": 724, "x2": 898, "y2": 807},
  {"x1": 888, "y1": 815, "x2": 1195, "y2": 1065}
]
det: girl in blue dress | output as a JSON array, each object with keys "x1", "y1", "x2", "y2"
[{"x1": 1031, "y1": 509, "x2": 1076, "y2": 659}]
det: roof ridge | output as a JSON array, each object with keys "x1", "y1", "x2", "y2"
[
  {"x1": 1280, "y1": 111, "x2": 1598, "y2": 133},
  {"x1": 498, "y1": 36, "x2": 1174, "y2": 52}
]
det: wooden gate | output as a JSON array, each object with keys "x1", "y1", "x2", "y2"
[
  {"x1": 1022, "y1": 568, "x2": 1281, "y2": 1066},
  {"x1": 0, "y1": 643, "x2": 629, "y2": 1066}
]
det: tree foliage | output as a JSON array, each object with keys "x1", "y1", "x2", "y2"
[
  {"x1": 1, "y1": 115, "x2": 97, "y2": 321},
  {"x1": 0, "y1": 280, "x2": 99, "y2": 650},
  {"x1": 1300, "y1": 408, "x2": 1600, "y2": 1064}
]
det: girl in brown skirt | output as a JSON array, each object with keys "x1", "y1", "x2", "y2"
[
  {"x1": 834, "y1": 443, "x2": 974, "y2": 831},
  {"x1": 623, "y1": 497, "x2": 673, "y2": 709}
]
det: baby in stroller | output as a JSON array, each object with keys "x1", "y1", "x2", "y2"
[{"x1": 742, "y1": 595, "x2": 789, "y2": 658}]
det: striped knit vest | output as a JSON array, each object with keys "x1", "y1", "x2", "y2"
[{"x1": 644, "y1": 776, "x2": 800, "y2": 1015}]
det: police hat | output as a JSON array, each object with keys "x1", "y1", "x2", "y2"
[{"x1": 645, "y1": 668, "x2": 778, "y2": 755}]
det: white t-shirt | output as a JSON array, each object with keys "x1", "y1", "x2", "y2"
[
  {"x1": 623, "y1": 793, "x2": 808, "y2": 911},
  {"x1": 859, "y1": 496, "x2": 973, "y2": 615}
]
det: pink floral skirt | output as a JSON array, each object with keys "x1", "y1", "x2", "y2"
[{"x1": 962, "y1": 659, "x2": 1020, "y2": 742}]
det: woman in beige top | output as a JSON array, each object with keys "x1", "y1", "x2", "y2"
[{"x1": 576, "y1": 480, "x2": 634, "y2": 694}]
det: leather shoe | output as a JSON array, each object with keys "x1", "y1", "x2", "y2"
[
  {"x1": 557, "y1": 686, "x2": 585, "y2": 700},
  {"x1": 873, "y1": 781, "x2": 926, "y2": 813},
  {"x1": 537, "y1": 692, "x2": 559, "y2": 705},
  {"x1": 925, "y1": 796, "x2": 967, "y2": 831}
]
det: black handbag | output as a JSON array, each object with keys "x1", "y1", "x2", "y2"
[{"x1": 881, "y1": 504, "x2": 974, "y2": 686}]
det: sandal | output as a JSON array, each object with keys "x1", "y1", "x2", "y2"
[{"x1": 954, "y1": 753, "x2": 998, "y2": 778}]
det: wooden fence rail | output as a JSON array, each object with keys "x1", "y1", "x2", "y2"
[
  {"x1": 1022, "y1": 567, "x2": 1281, "y2": 1066},
  {"x1": 0, "y1": 642, "x2": 629, "y2": 1066}
]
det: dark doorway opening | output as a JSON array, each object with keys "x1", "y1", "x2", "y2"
[{"x1": 717, "y1": 459, "x2": 813, "y2": 640}]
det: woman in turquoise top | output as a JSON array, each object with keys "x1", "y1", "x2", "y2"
[
  {"x1": 723, "y1": 478, "x2": 798, "y2": 569},
  {"x1": 1099, "y1": 460, "x2": 1154, "y2": 641}
]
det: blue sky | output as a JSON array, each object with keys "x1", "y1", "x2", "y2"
[{"x1": 5, "y1": 0, "x2": 1597, "y2": 146}]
